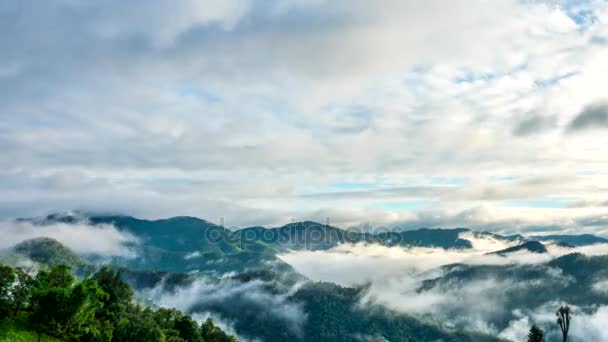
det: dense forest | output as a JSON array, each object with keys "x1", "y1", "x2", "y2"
[{"x1": 0, "y1": 264, "x2": 236, "y2": 342}]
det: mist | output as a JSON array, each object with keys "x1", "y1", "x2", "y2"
[
  {"x1": 137, "y1": 275, "x2": 307, "y2": 338},
  {"x1": 0, "y1": 220, "x2": 138, "y2": 257},
  {"x1": 278, "y1": 234, "x2": 608, "y2": 338}
]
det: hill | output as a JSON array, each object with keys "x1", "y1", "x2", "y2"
[{"x1": 489, "y1": 241, "x2": 547, "y2": 255}]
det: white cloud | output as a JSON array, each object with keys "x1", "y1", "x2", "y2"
[
  {"x1": 0, "y1": 220, "x2": 137, "y2": 257},
  {"x1": 592, "y1": 279, "x2": 608, "y2": 294},
  {"x1": 499, "y1": 303, "x2": 608, "y2": 341},
  {"x1": 279, "y1": 239, "x2": 608, "y2": 336},
  {"x1": 138, "y1": 276, "x2": 307, "y2": 336},
  {"x1": 1, "y1": 0, "x2": 608, "y2": 231},
  {"x1": 184, "y1": 251, "x2": 202, "y2": 260},
  {"x1": 570, "y1": 306, "x2": 608, "y2": 341}
]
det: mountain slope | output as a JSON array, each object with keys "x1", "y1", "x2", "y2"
[
  {"x1": 489, "y1": 241, "x2": 547, "y2": 255},
  {"x1": 528, "y1": 234, "x2": 608, "y2": 246},
  {"x1": 10, "y1": 237, "x2": 84, "y2": 267},
  {"x1": 236, "y1": 222, "x2": 474, "y2": 250}
]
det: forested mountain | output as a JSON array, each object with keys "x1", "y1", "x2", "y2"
[
  {"x1": 5, "y1": 213, "x2": 608, "y2": 341},
  {"x1": 35, "y1": 213, "x2": 608, "y2": 257}
]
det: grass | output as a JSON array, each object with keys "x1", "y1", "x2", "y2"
[{"x1": 0, "y1": 319, "x2": 59, "y2": 342}]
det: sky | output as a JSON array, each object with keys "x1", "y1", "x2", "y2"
[{"x1": 1, "y1": 0, "x2": 608, "y2": 234}]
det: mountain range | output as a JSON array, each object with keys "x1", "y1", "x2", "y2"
[{"x1": 4, "y1": 213, "x2": 608, "y2": 341}]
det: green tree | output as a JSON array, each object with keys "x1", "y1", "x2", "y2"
[
  {"x1": 527, "y1": 324, "x2": 545, "y2": 342},
  {"x1": 113, "y1": 304, "x2": 166, "y2": 342},
  {"x1": 63, "y1": 278, "x2": 109, "y2": 341},
  {"x1": 201, "y1": 318, "x2": 237, "y2": 342},
  {"x1": 92, "y1": 266, "x2": 134, "y2": 340},
  {"x1": 93, "y1": 266, "x2": 133, "y2": 305},
  {"x1": 0, "y1": 263, "x2": 236, "y2": 342},
  {"x1": 173, "y1": 314, "x2": 204, "y2": 342},
  {"x1": 0, "y1": 265, "x2": 14, "y2": 319},
  {"x1": 556, "y1": 305, "x2": 572, "y2": 342},
  {"x1": 11, "y1": 267, "x2": 33, "y2": 319},
  {"x1": 153, "y1": 307, "x2": 203, "y2": 342},
  {"x1": 29, "y1": 265, "x2": 109, "y2": 341}
]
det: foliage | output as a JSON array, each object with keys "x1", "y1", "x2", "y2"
[
  {"x1": 13, "y1": 238, "x2": 83, "y2": 267},
  {"x1": 0, "y1": 319, "x2": 56, "y2": 341},
  {"x1": 0, "y1": 264, "x2": 236, "y2": 342},
  {"x1": 201, "y1": 318, "x2": 237, "y2": 342},
  {"x1": 527, "y1": 325, "x2": 545, "y2": 342},
  {"x1": 0, "y1": 265, "x2": 14, "y2": 320}
]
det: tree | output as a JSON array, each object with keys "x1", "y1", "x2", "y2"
[
  {"x1": 11, "y1": 267, "x2": 33, "y2": 319},
  {"x1": 29, "y1": 265, "x2": 109, "y2": 341},
  {"x1": 93, "y1": 266, "x2": 133, "y2": 305},
  {"x1": 527, "y1": 324, "x2": 545, "y2": 342},
  {"x1": 556, "y1": 305, "x2": 572, "y2": 342},
  {"x1": 92, "y1": 266, "x2": 134, "y2": 339},
  {"x1": 173, "y1": 314, "x2": 204, "y2": 342},
  {"x1": 0, "y1": 265, "x2": 14, "y2": 319},
  {"x1": 0, "y1": 263, "x2": 236, "y2": 342},
  {"x1": 113, "y1": 304, "x2": 166, "y2": 342},
  {"x1": 62, "y1": 278, "x2": 109, "y2": 340},
  {"x1": 153, "y1": 307, "x2": 204, "y2": 342},
  {"x1": 201, "y1": 318, "x2": 237, "y2": 342}
]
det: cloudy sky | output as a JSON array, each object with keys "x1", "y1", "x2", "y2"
[{"x1": 1, "y1": 0, "x2": 608, "y2": 233}]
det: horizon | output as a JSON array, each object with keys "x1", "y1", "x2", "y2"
[{"x1": 13, "y1": 211, "x2": 608, "y2": 239}]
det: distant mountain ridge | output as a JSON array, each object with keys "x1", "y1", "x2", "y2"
[{"x1": 28, "y1": 213, "x2": 608, "y2": 253}]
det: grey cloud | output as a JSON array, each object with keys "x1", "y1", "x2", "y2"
[
  {"x1": 567, "y1": 101, "x2": 608, "y2": 132},
  {"x1": 300, "y1": 186, "x2": 442, "y2": 200},
  {"x1": 512, "y1": 114, "x2": 557, "y2": 136},
  {"x1": 0, "y1": 0, "x2": 607, "y2": 232},
  {"x1": 568, "y1": 199, "x2": 608, "y2": 208},
  {"x1": 577, "y1": 214, "x2": 608, "y2": 227}
]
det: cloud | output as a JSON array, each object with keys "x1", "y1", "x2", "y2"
[
  {"x1": 512, "y1": 114, "x2": 557, "y2": 136},
  {"x1": 570, "y1": 306, "x2": 608, "y2": 341},
  {"x1": 0, "y1": 220, "x2": 137, "y2": 257},
  {"x1": 184, "y1": 251, "x2": 202, "y2": 260},
  {"x1": 279, "y1": 239, "x2": 608, "y2": 336},
  {"x1": 278, "y1": 237, "x2": 600, "y2": 288},
  {"x1": 138, "y1": 276, "x2": 307, "y2": 337},
  {"x1": 1, "y1": 0, "x2": 608, "y2": 232},
  {"x1": 592, "y1": 279, "x2": 608, "y2": 294},
  {"x1": 499, "y1": 303, "x2": 608, "y2": 342},
  {"x1": 567, "y1": 101, "x2": 608, "y2": 132}
]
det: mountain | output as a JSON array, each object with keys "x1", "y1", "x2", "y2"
[
  {"x1": 236, "y1": 222, "x2": 474, "y2": 250},
  {"x1": 84, "y1": 215, "x2": 285, "y2": 273},
  {"x1": 419, "y1": 252, "x2": 608, "y2": 333},
  {"x1": 33, "y1": 214, "x2": 608, "y2": 255},
  {"x1": 1, "y1": 237, "x2": 501, "y2": 341},
  {"x1": 88, "y1": 215, "x2": 278, "y2": 255},
  {"x1": 528, "y1": 234, "x2": 608, "y2": 246},
  {"x1": 11, "y1": 237, "x2": 85, "y2": 267},
  {"x1": 8, "y1": 213, "x2": 608, "y2": 341},
  {"x1": 379, "y1": 227, "x2": 473, "y2": 248},
  {"x1": 138, "y1": 265, "x2": 502, "y2": 342},
  {"x1": 489, "y1": 241, "x2": 547, "y2": 255}
]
